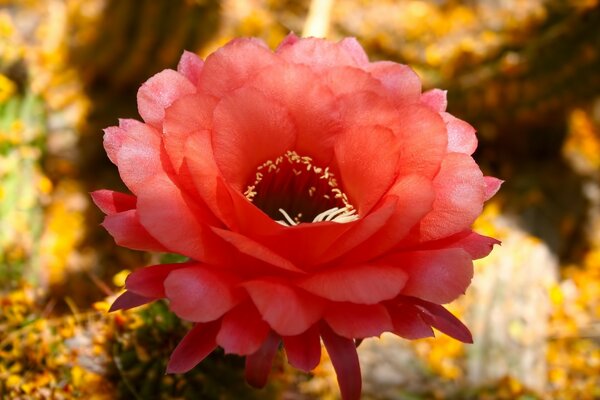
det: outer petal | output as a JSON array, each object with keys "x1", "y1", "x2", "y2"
[
  {"x1": 395, "y1": 248, "x2": 474, "y2": 304},
  {"x1": 325, "y1": 303, "x2": 393, "y2": 338},
  {"x1": 420, "y1": 89, "x2": 447, "y2": 112},
  {"x1": 109, "y1": 290, "x2": 154, "y2": 312},
  {"x1": 365, "y1": 61, "x2": 421, "y2": 106},
  {"x1": 102, "y1": 210, "x2": 167, "y2": 252},
  {"x1": 91, "y1": 190, "x2": 136, "y2": 215},
  {"x1": 211, "y1": 85, "x2": 297, "y2": 190},
  {"x1": 484, "y1": 176, "x2": 503, "y2": 201},
  {"x1": 177, "y1": 50, "x2": 203, "y2": 86},
  {"x1": 166, "y1": 321, "x2": 220, "y2": 373},
  {"x1": 441, "y1": 112, "x2": 478, "y2": 155},
  {"x1": 199, "y1": 37, "x2": 278, "y2": 97},
  {"x1": 243, "y1": 280, "x2": 325, "y2": 336},
  {"x1": 217, "y1": 302, "x2": 270, "y2": 355},
  {"x1": 403, "y1": 297, "x2": 473, "y2": 343},
  {"x1": 245, "y1": 331, "x2": 280, "y2": 388},
  {"x1": 282, "y1": 324, "x2": 321, "y2": 372},
  {"x1": 137, "y1": 69, "x2": 196, "y2": 128},
  {"x1": 387, "y1": 303, "x2": 434, "y2": 339},
  {"x1": 277, "y1": 36, "x2": 364, "y2": 69},
  {"x1": 418, "y1": 153, "x2": 486, "y2": 241},
  {"x1": 418, "y1": 230, "x2": 501, "y2": 260},
  {"x1": 321, "y1": 322, "x2": 362, "y2": 400},
  {"x1": 164, "y1": 266, "x2": 241, "y2": 322},
  {"x1": 125, "y1": 262, "x2": 190, "y2": 298},
  {"x1": 298, "y1": 264, "x2": 407, "y2": 304}
]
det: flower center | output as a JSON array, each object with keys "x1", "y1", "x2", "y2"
[{"x1": 244, "y1": 151, "x2": 358, "y2": 226}]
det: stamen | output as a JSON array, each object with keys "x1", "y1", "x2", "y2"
[{"x1": 278, "y1": 208, "x2": 299, "y2": 226}]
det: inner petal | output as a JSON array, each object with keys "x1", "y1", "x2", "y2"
[{"x1": 245, "y1": 151, "x2": 358, "y2": 226}]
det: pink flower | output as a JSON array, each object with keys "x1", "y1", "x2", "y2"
[{"x1": 92, "y1": 34, "x2": 501, "y2": 400}]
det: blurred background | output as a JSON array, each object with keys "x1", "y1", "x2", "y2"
[{"x1": 0, "y1": 0, "x2": 599, "y2": 398}]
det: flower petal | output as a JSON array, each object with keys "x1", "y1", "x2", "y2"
[
  {"x1": 217, "y1": 302, "x2": 271, "y2": 355},
  {"x1": 325, "y1": 303, "x2": 393, "y2": 338},
  {"x1": 320, "y1": 322, "x2": 362, "y2": 400},
  {"x1": 244, "y1": 280, "x2": 325, "y2": 336},
  {"x1": 125, "y1": 263, "x2": 190, "y2": 298},
  {"x1": 91, "y1": 190, "x2": 136, "y2": 215},
  {"x1": 484, "y1": 176, "x2": 503, "y2": 201},
  {"x1": 109, "y1": 291, "x2": 154, "y2": 312},
  {"x1": 166, "y1": 321, "x2": 220, "y2": 373},
  {"x1": 404, "y1": 298, "x2": 473, "y2": 343},
  {"x1": 298, "y1": 264, "x2": 407, "y2": 304},
  {"x1": 245, "y1": 331, "x2": 280, "y2": 388},
  {"x1": 397, "y1": 248, "x2": 473, "y2": 304},
  {"x1": 282, "y1": 324, "x2": 321, "y2": 372},
  {"x1": 277, "y1": 36, "x2": 363, "y2": 69},
  {"x1": 334, "y1": 124, "x2": 398, "y2": 214},
  {"x1": 137, "y1": 69, "x2": 196, "y2": 128},
  {"x1": 200, "y1": 37, "x2": 278, "y2": 97},
  {"x1": 387, "y1": 303, "x2": 434, "y2": 339},
  {"x1": 101, "y1": 209, "x2": 167, "y2": 252},
  {"x1": 366, "y1": 61, "x2": 421, "y2": 105},
  {"x1": 420, "y1": 89, "x2": 447, "y2": 112},
  {"x1": 442, "y1": 112, "x2": 478, "y2": 155},
  {"x1": 420, "y1": 230, "x2": 501, "y2": 260},
  {"x1": 419, "y1": 153, "x2": 485, "y2": 240},
  {"x1": 177, "y1": 50, "x2": 203, "y2": 86},
  {"x1": 211, "y1": 85, "x2": 297, "y2": 189},
  {"x1": 164, "y1": 266, "x2": 241, "y2": 322}
]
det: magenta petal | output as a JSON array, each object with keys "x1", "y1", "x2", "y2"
[
  {"x1": 109, "y1": 291, "x2": 154, "y2": 312},
  {"x1": 125, "y1": 263, "x2": 190, "y2": 298},
  {"x1": 91, "y1": 190, "x2": 136, "y2": 215},
  {"x1": 407, "y1": 298, "x2": 473, "y2": 343},
  {"x1": 245, "y1": 331, "x2": 281, "y2": 388},
  {"x1": 282, "y1": 324, "x2": 321, "y2": 372},
  {"x1": 387, "y1": 304, "x2": 434, "y2": 339},
  {"x1": 217, "y1": 302, "x2": 270, "y2": 355},
  {"x1": 102, "y1": 210, "x2": 168, "y2": 252},
  {"x1": 325, "y1": 303, "x2": 393, "y2": 338},
  {"x1": 483, "y1": 176, "x2": 503, "y2": 201},
  {"x1": 320, "y1": 322, "x2": 362, "y2": 400},
  {"x1": 167, "y1": 321, "x2": 220, "y2": 373},
  {"x1": 420, "y1": 89, "x2": 447, "y2": 112}
]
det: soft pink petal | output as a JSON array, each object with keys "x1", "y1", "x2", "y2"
[
  {"x1": 387, "y1": 303, "x2": 434, "y2": 339},
  {"x1": 163, "y1": 94, "x2": 218, "y2": 171},
  {"x1": 177, "y1": 50, "x2": 203, "y2": 86},
  {"x1": 102, "y1": 209, "x2": 167, "y2": 252},
  {"x1": 275, "y1": 32, "x2": 300, "y2": 51},
  {"x1": 217, "y1": 302, "x2": 270, "y2": 355},
  {"x1": 91, "y1": 190, "x2": 136, "y2": 215},
  {"x1": 298, "y1": 264, "x2": 407, "y2": 304},
  {"x1": 200, "y1": 37, "x2": 278, "y2": 97},
  {"x1": 420, "y1": 89, "x2": 447, "y2": 112},
  {"x1": 245, "y1": 331, "x2": 280, "y2": 388},
  {"x1": 394, "y1": 104, "x2": 448, "y2": 179},
  {"x1": 366, "y1": 61, "x2": 421, "y2": 105},
  {"x1": 396, "y1": 248, "x2": 473, "y2": 304},
  {"x1": 211, "y1": 85, "x2": 297, "y2": 190},
  {"x1": 325, "y1": 303, "x2": 393, "y2": 338},
  {"x1": 282, "y1": 324, "x2": 321, "y2": 372},
  {"x1": 109, "y1": 291, "x2": 154, "y2": 312},
  {"x1": 320, "y1": 322, "x2": 362, "y2": 400},
  {"x1": 247, "y1": 63, "x2": 342, "y2": 165},
  {"x1": 137, "y1": 69, "x2": 196, "y2": 128},
  {"x1": 418, "y1": 153, "x2": 485, "y2": 240},
  {"x1": 338, "y1": 37, "x2": 369, "y2": 66},
  {"x1": 166, "y1": 321, "x2": 220, "y2": 373},
  {"x1": 244, "y1": 280, "x2": 325, "y2": 336},
  {"x1": 113, "y1": 120, "x2": 162, "y2": 194},
  {"x1": 420, "y1": 230, "x2": 501, "y2": 260},
  {"x1": 125, "y1": 262, "x2": 191, "y2": 298},
  {"x1": 164, "y1": 266, "x2": 241, "y2": 322},
  {"x1": 103, "y1": 125, "x2": 126, "y2": 165},
  {"x1": 483, "y1": 176, "x2": 503, "y2": 201},
  {"x1": 277, "y1": 37, "x2": 363, "y2": 69},
  {"x1": 441, "y1": 112, "x2": 478, "y2": 155},
  {"x1": 334, "y1": 124, "x2": 398, "y2": 214}
]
